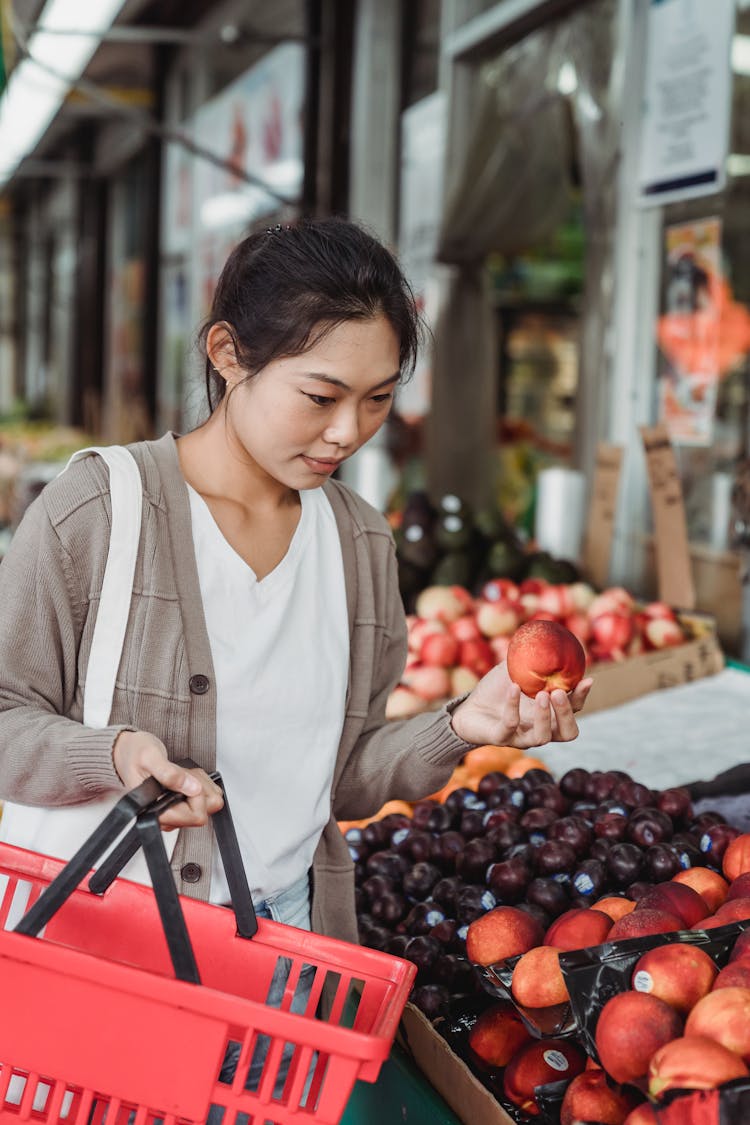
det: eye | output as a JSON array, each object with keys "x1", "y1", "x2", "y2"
[
  {"x1": 371, "y1": 392, "x2": 393, "y2": 405},
  {"x1": 306, "y1": 393, "x2": 335, "y2": 407}
]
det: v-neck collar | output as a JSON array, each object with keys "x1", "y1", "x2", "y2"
[{"x1": 186, "y1": 482, "x2": 312, "y2": 599}]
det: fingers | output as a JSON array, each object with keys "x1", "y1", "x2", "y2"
[
  {"x1": 112, "y1": 730, "x2": 224, "y2": 829},
  {"x1": 570, "y1": 677, "x2": 594, "y2": 712},
  {"x1": 548, "y1": 688, "x2": 582, "y2": 742},
  {"x1": 158, "y1": 769, "x2": 224, "y2": 829}
]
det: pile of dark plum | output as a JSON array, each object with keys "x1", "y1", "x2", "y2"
[{"x1": 347, "y1": 766, "x2": 734, "y2": 1019}]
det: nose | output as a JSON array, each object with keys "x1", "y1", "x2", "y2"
[{"x1": 323, "y1": 403, "x2": 360, "y2": 449}]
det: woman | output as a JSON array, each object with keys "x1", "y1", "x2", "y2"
[{"x1": 0, "y1": 216, "x2": 590, "y2": 949}]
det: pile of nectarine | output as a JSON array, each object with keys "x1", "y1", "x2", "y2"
[{"x1": 387, "y1": 579, "x2": 691, "y2": 717}]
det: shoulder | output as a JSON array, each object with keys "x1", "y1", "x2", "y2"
[{"x1": 323, "y1": 478, "x2": 395, "y2": 542}]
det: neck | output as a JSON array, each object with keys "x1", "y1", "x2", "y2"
[{"x1": 177, "y1": 409, "x2": 297, "y2": 511}]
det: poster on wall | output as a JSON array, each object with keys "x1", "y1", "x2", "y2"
[
  {"x1": 657, "y1": 217, "x2": 722, "y2": 445},
  {"x1": 657, "y1": 217, "x2": 750, "y2": 445},
  {"x1": 638, "y1": 0, "x2": 735, "y2": 207},
  {"x1": 191, "y1": 43, "x2": 305, "y2": 313},
  {"x1": 397, "y1": 91, "x2": 446, "y2": 420}
]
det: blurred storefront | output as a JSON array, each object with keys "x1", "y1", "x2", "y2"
[{"x1": 1, "y1": 0, "x2": 750, "y2": 651}]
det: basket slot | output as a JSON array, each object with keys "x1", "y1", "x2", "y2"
[
  {"x1": 280, "y1": 1041, "x2": 316, "y2": 1110},
  {"x1": 1, "y1": 878, "x2": 35, "y2": 932},
  {"x1": 337, "y1": 980, "x2": 364, "y2": 1030}
]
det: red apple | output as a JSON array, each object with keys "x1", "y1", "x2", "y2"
[
  {"x1": 563, "y1": 611, "x2": 592, "y2": 645},
  {"x1": 458, "y1": 638, "x2": 496, "y2": 678},
  {"x1": 385, "y1": 685, "x2": 430, "y2": 719},
  {"x1": 642, "y1": 601, "x2": 677, "y2": 620},
  {"x1": 567, "y1": 582, "x2": 596, "y2": 612},
  {"x1": 475, "y1": 598, "x2": 520, "y2": 638},
  {"x1": 420, "y1": 632, "x2": 460, "y2": 668},
  {"x1": 591, "y1": 612, "x2": 634, "y2": 651},
  {"x1": 504, "y1": 1038, "x2": 587, "y2": 1117},
  {"x1": 726, "y1": 872, "x2": 750, "y2": 902},
  {"x1": 685, "y1": 986, "x2": 750, "y2": 1061},
  {"x1": 450, "y1": 666, "x2": 479, "y2": 696},
  {"x1": 506, "y1": 619, "x2": 586, "y2": 697},
  {"x1": 644, "y1": 617, "x2": 685, "y2": 650},
  {"x1": 595, "y1": 991, "x2": 683, "y2": 1085},
  {"x1": 631, "y1": 943, "x2": 718, "y2": 1014},
  {"x1": 489, "y1": 635, "x2": 510, "y2": 663},
  {"x1": 400, "y1": 664, "x2": 451, "y2": 701},
  {"x1": 536, "y1": 584, "x2": 574, "y2": 618},
  {"x1": 648, "y1": 1034, "x2": 748, "y2": 1098},
  {"x1": 415, "y1": 585, "x2": 468, "y2": 624},
  {"x1": 588, "y1": 587, "x2": 635, "y2": 617},
  {"x1": 448, "y1": 615, "x2": 483, "y2": 643},
  {"x1": 407, "y1": 617, "x2": 447, "y2": 654},
  {"x1": 481, "y1": 578, "x2": 520, "y2": 603}
]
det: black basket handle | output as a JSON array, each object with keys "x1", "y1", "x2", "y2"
[{"x1": 13, "y1": 757, "x2": 258, "y2": 984}]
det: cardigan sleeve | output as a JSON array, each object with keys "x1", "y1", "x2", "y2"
[
  {"x1": 0, "y1": 490, "x2": 129, "y2": 805},
  {"x1": 331, "y1": 535, "x2": 474, "y2": 822}
]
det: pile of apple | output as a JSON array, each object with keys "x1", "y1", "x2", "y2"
[
  {"x1": 387, "y1": 580, "x2": 691, "y2": 718},
  {"x1": 463, "y1": 834, "x2": 750, "y2": 1122}
]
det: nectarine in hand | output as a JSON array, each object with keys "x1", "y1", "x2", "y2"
[{"x1": 506, "y1": 619, "x2": 586, "y2": 698}]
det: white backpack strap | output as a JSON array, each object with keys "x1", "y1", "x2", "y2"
[{"x1": 63, "y1": 446, "x2": 143, "y2": 729}]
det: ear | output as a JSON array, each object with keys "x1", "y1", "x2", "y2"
[{"x1": 206, "y1": 322, "x2": 243, "y2": 384}]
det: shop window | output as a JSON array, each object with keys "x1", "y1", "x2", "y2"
[
  {"x1": 402, "y1": 0, "x2": 441, "y2": 109},
  {"x1": 433, "y1": 0, "x2": 617, "y2": 534},
  {"x1": 654, "y1": 2, "x2": 750, "y2": 554}
]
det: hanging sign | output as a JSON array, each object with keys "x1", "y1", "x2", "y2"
[{"x1": 638, "y1": 0, "x2": 735, "y2": 207}]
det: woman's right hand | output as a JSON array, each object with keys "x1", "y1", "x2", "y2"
[{"x1": 112, "y1": 730, "x2": 224, "y2": 830}]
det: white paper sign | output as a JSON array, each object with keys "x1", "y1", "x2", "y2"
[{"x1": 638, "y1": 0, "x2": 735, "y2": 207}]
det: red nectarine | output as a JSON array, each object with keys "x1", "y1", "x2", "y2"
[
  {"x1": 723, "y1": 834, "x2": 750, "y2": 882},
  {"x1": 503, "y1": 1037, "x2": 587, "y2": 1116},
  {"x1": 560, "y1": 1068, "x2": 640, "y2": 1125},
  {"x1": 465, "y1": 905, "x2": 544, "y2": 966},
  {"x1": 635, "y1": 882, "x2": 709, "y2": 928},
  {"x1": 685, "y1": 986, "x2": 750, "y2": 1061},
  {"x1": 543, "y1": 907, "x2": 613, "y2": 951},
  {"x1": 595, "y1": 991, "x2": 683, "y2": 1085},
  {"x1": 712, "y1": 962, "x2": 750, "y2": 991},
  {"x1": 631, "y1": 943, "x2": 718, "y2": 1014},
  {"x1": 671, "y1": 868, "x2": 729, "y2": 914},
  {"x1": 511, "y1": 944, "x2": 569, "y2": 1008},
  {"x1": 648, "y1": 1034, "x2": 748, "y2": 1098},
  {"x1": 608, "y1": 907, "x2": 683, "y2": 942},
  {"x1": 506, "y1": 619, "x2": 586, "y2": 698},
  {"x1": 467, "y1": 1000, "x2": 533, "y2": 1067}
]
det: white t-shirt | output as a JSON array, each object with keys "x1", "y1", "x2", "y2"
[{"x1": 186, "y1": 484, "x2": 349, "y2": 906}]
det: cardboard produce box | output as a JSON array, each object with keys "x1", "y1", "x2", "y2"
[
  {"x1": 584, "y1": 615, "x2": 725, "y2": 715},
  {"x1": 399, "y1": 1003, "x2": 516, "y2": 1125}
]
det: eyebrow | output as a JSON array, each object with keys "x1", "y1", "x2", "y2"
[{"x1": 301, "y1": 371, "x2": 401, "y2": 392}]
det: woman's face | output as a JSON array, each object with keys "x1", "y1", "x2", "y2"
[{"x1": 221, "y1": 314, "x2": 401, "y2": 490}]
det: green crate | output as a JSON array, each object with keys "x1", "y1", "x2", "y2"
[{"x1": 341, "y1": 1039, "x2": 461, "y2": 1125}]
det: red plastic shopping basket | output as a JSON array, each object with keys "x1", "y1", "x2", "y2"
[{"x1": 0, "y1": 768, "x2": 415, "y2": 1124}]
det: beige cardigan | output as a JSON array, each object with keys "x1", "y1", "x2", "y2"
[{"x1": 0, "y1": 433, "x2": 471, "y2": 943}]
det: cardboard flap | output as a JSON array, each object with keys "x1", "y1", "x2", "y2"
[
  {"x1": 640, "y1": 424, "x2": 696, "y2": 609},
  {"x1": 582, "y1": 443, "x2": 624, "y2": 589}
]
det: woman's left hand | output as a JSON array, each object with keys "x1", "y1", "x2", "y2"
[{"x1": 448, "y1": 661, "x2": 592, "y2": 749}]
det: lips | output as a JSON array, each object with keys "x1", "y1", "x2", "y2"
[{"x1": 301, "y1": 455, "x2": 343, "y2": 473}]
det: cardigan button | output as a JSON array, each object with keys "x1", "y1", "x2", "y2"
[
  {"x1": 181, "y1": 863, "x2": 202, "y2": 883},
  {"x1": 189, "y1": 674, "x2": 210, "y2": 695}
]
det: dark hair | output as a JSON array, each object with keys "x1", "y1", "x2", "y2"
[{"x1": 199, "y1": 215, "x2": 422, "y2": 411}]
